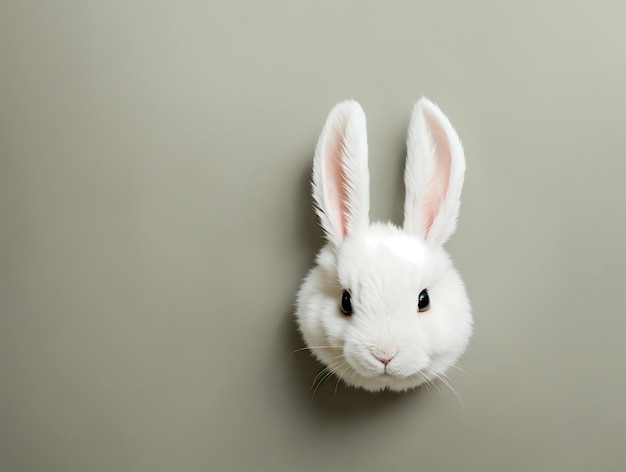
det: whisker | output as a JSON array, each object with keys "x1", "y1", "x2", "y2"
[
  {"x1": 310, "y1": 361, "x2": 341, "y2": 389},
  {"x1": 292, "y1": 345, "x2": 342, "y2": 354},
  {"x1": 312, "y1": 366, "x2": 340, "y2": 398},
  {"x1": 310, "y1": 368, "x2": 330, "y2": 391},
  {"x1": 432, "y1": 372, "x2": 464, "y2": 410},
  {"x1": 310, "y1": 360, "x2": 345, "y2": 397},
  {"x1": 417, "y1": 372, "x2": 434, "y2": 394},
  {"x1": 334, "y1": 365, "x2": 351, "y2": 395},
  {"x1": 447, "y1": 363, "x2": 470, "y2": 376},
  {"x1": 334, "y1": 374, "x2": 342, "y2": 395}
]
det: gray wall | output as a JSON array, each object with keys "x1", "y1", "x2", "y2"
[{"x1": 2, "y1": 1, "x2": 625, "y2": 471}]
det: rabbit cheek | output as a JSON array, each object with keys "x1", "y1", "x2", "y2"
[
  {"x1": 343, "y1": 341, "x2": 385, "y2": 378},
  {"x1": 387, "y1": 347, "x2": 431, "y2": 379}
]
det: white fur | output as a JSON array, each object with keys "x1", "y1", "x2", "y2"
[{"x1": 296, "y1": 98, "x2": 472, "y2": 392}]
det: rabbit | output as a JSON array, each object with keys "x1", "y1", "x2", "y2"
[{"x1": 295, "y1": 98, "x2": 473, "y2": 392}]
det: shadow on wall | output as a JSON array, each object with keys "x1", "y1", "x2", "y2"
[
  {"x1": 281, "y1": 161, "x2": 427, "y2": 422},
  {"x1": 293, "y1": 157, "x2": 324, "y2": 264}
]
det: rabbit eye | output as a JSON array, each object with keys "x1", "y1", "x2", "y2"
[
  {"x1": 418, "y1": 289, "x2": 430, "y2": 312},
  {"x1": 340, "y1": 290, "x2": 352, "y2": 316}
]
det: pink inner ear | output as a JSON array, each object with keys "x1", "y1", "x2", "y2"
[
  {"x1": 325, "y1": 122, "x2": 350, "y2": 239},
  {"x1": 422, "y1": 110, "x2": 451, "y2": 236}
]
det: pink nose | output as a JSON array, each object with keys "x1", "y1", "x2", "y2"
[{"x1": 376, "y1": 354, "x2": 396, "y2": 366}]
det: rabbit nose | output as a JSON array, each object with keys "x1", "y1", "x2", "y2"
[
  {"x1": 376, "y1": 355, "x2": 395, "y2": 366},
  {"x1": 374, "y1": 348, "x2": 398, "y2": 366}
]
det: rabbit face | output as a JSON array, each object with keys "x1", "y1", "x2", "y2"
[{"x1": 298, "y1": 224, "x2": 471, "y2": 392}]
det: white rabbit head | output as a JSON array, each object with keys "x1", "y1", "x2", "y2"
[{"x1": 296, "y1": 98, "x2": 472, "y2": 392}]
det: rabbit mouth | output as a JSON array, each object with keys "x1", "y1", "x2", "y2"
[
  {"x1": 343, "y1": 367, "x2": 434, "y2": 392},
  {"x1": 348, "y1": 359, "x2": 430, "y2": 382}
]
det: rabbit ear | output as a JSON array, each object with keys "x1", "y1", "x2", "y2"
[
  {"x1": 403, "y1": 98, "x2": 466, "y2": 246},
  {"x1": 312, "y1": 101, "x2": 370, "y2": 246}
]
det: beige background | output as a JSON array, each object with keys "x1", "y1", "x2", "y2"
[{"x1": 2, "y1": 1, "x2": 626, "y2": 471}]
